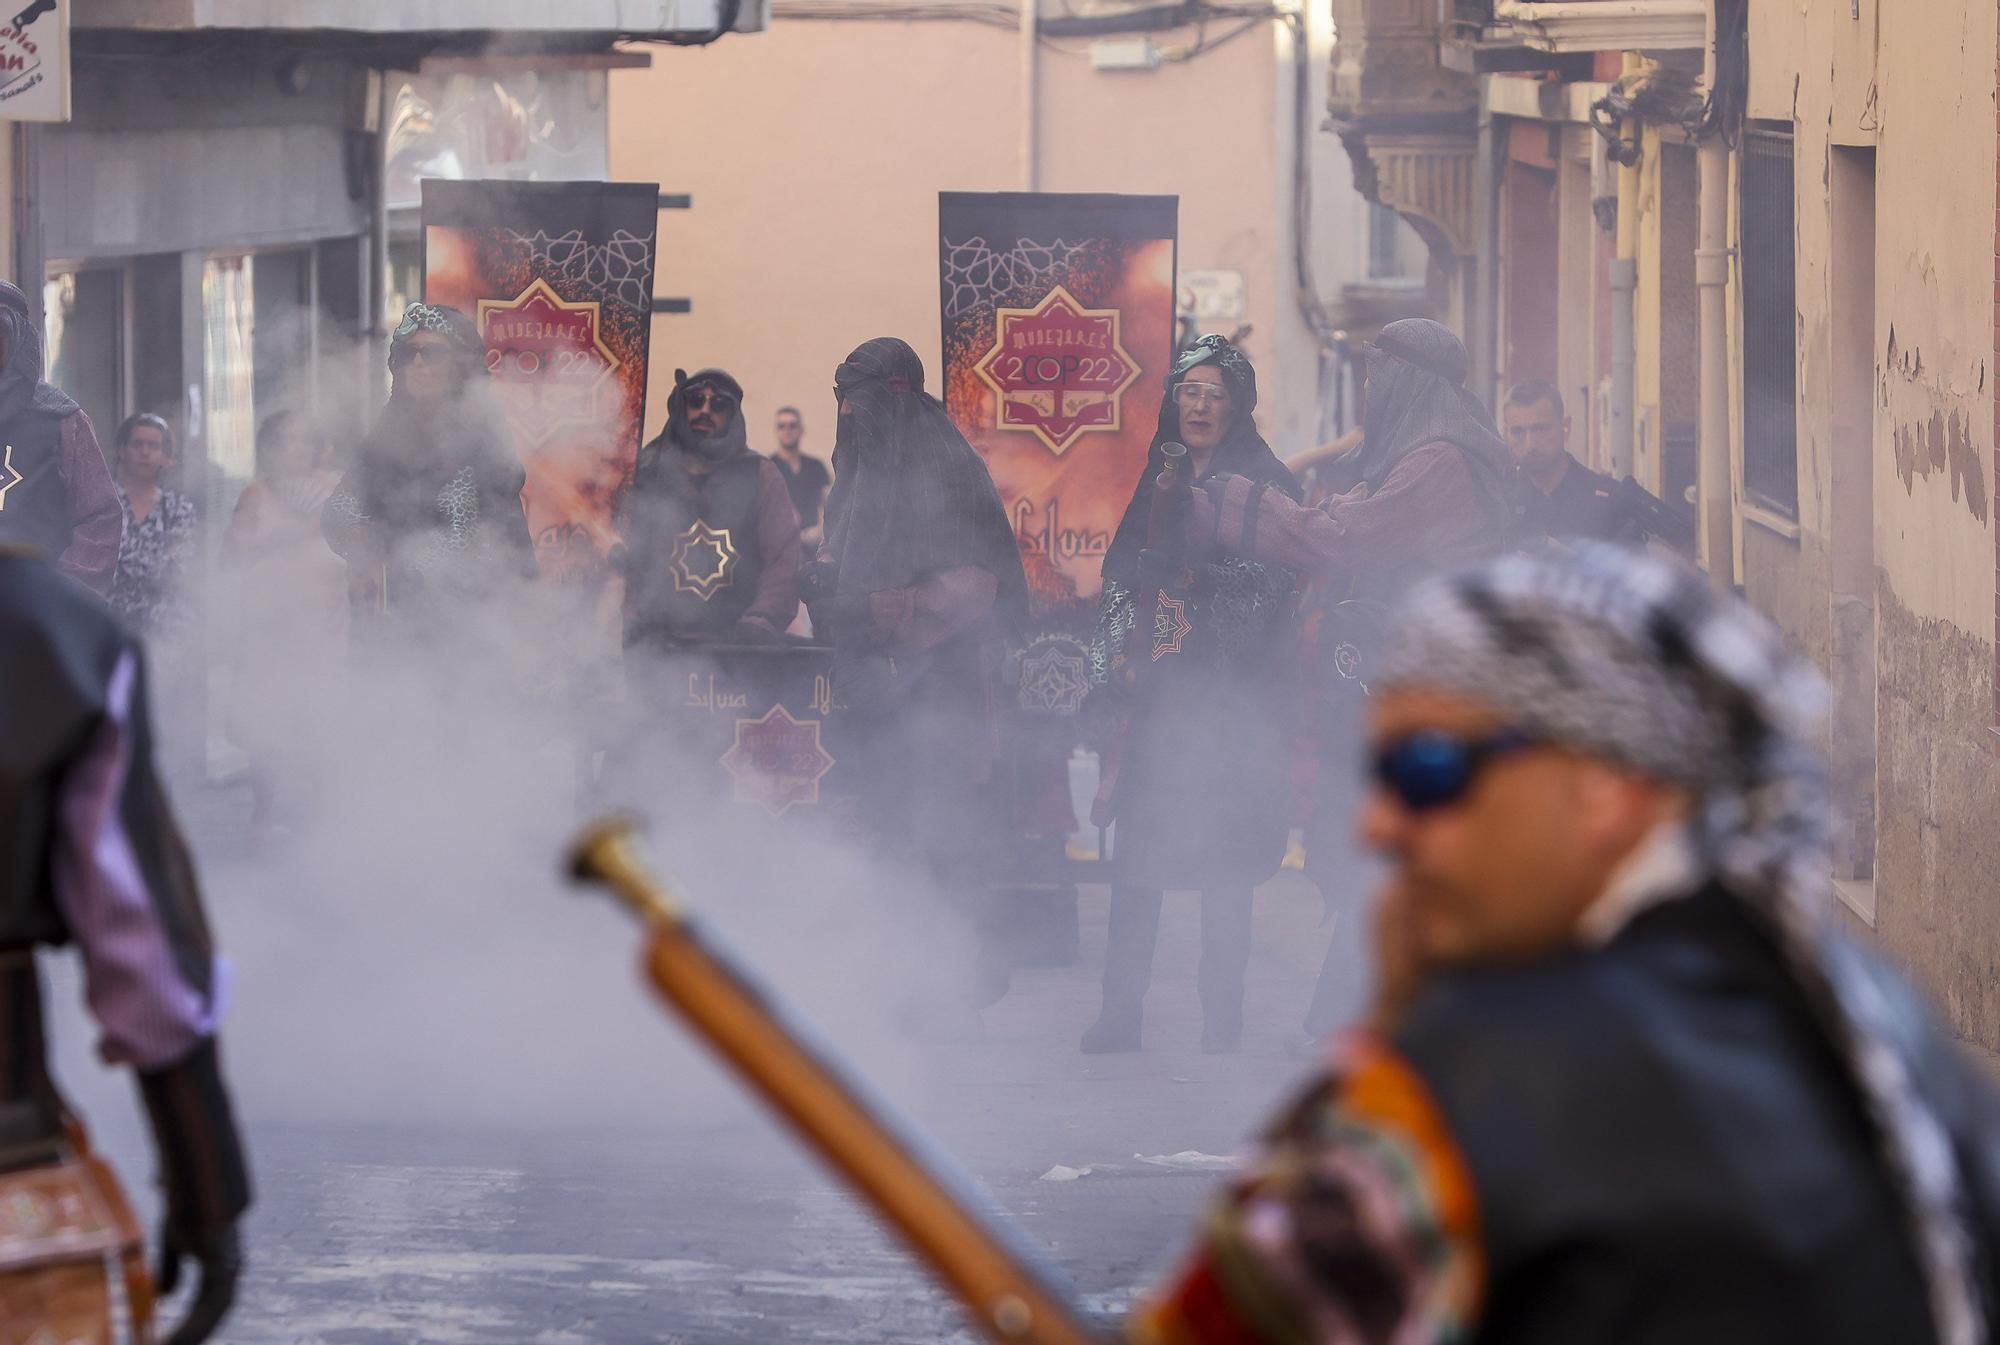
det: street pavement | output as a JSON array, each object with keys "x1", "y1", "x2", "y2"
[{"x1": 44, "y1": 779, "x2": 1368, "y2": 1343}]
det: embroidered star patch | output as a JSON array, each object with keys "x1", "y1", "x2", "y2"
[
  {"x1": 0, "y1": 445, "x2": 21, "y2": 512},
  {"x1": 1152, "y1": 593, "x2": 1192, "y2": 661},
  {"x1": 670, "y1": 520, "x2": 738, "y2": 600}
]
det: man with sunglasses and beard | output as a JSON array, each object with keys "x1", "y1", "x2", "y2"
[
  {"x1": 618, "y1": 367, "x2": 801, "y2": 649},
  {"x1": 1131, "y1": 545, "x2": 2000, "y2": 1345}
]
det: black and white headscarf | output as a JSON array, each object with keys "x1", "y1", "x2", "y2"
[
  {"x1": 1380, "y1": 544, "x2": 1985, "y2": 1345},
  {"x1": 393, "y1": 302, "x2": 483, "y2": 354}
]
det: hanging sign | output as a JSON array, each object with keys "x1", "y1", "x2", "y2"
[
  {"x1": 939, "y1": 192, "x2": 1177, "y2": 632},
  {"x1": 0, "y1": 0, "x2": 69, "y2": 123},
  {"x1": 422, "y1": 179, "x2": 659, "y2": 580}
]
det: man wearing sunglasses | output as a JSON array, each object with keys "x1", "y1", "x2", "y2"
[
  {"x1": 618, "y1": 366, "x2": 801, "y2": 649},
  {"x1": 1131, "y1": 545, "x2": 2000, "y2": 1345}
]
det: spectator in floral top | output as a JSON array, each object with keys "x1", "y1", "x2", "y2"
[{"x1": 110, "y1": 411, "x2": 198, "y2": 637}]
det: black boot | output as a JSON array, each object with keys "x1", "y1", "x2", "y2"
[{"x1": 1081, "y1": 886, "x2": 1162, "y2": 1053}]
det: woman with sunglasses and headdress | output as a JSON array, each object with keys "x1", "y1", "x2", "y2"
[
  {"x1": 323, "y1": 303, "x2": 533, "y2": 633},
  {"x1": 1082, "y1": 335, "x2": 1304, "y2": 1055}
]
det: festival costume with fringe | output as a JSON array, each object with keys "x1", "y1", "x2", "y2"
[{"x1": 1136, "y1": 546, "x2": 2000, "y2": 1345}]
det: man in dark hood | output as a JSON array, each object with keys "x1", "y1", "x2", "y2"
[
  {"x1": 618, "y1": 366, "x2": 801, "y2": 646},
  {"x1": 1188, "y1": 318, "x2": 1512, "y2": 599},
  {"x1": 1183, "y1": 318, "x2": 1516, "y2": 1043},
  {"x1": 0, "y1": 280, "x2": 122, "y2": 595}
]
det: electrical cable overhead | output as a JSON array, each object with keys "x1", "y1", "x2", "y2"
[
  {"x1": 772, "y1": 0, "x2": 1021, "y2": 27},
  {"x1": 768, "y1": 0, "x2": 1286, "y2": 54}
]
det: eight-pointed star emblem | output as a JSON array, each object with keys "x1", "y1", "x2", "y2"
[
  {"x1": 974, "y1": 285, "x2": 1143, "y2": 456},
  {"x1": 721, "y1": 705, "x2": 836, "y2": 816},
  {"x1": 1017, "y1": 638, "x2": 1091, "y2": 715},
  {"x1": 0, "y1": 444, "x2": 21, "y2": 512},
  {"x1": 670, "y1": 520, "x2": 737, "y2": 600},
  {"x1": 1151, "y1": 593, "x2": 1193, "y2": 661}
]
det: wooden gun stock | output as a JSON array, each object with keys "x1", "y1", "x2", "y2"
[{"x1": 568, "y1": 818, "x2": 1105, "y2": 1345}]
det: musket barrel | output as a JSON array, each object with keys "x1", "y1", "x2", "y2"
[{"x1": 568, "y1": 819, "x2": 1104, "y2": 1345}]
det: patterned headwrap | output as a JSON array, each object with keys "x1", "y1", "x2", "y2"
[
  {"x1": 390, "y1": 303, "x2": 484, "y2": 365},
  {"x1": 1101, "y1": 334, "x2": 1298, "y2": 587},
  {"x1": 1380, "y1": 544, "x2": 1986, "y2": 1345}
]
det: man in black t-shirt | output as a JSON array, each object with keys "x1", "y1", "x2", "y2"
[
  {"x1": 770, "y1": 405, "x2": 831, "y2": 558},
  {"x1": 1502, "y1": 379, "x2": 1619, "y2": 542}
]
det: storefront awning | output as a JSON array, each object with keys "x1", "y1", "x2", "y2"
[{"x1": 73, "y1": 0, "x2": 766, "y2": 38}]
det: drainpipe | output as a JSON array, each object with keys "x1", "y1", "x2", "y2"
[
  {"x1": 11, "y1": 124, "x2": 42, "y2": 326},
  {"x1": 1020, "y1": 0, "x2": 1039, "y2": 190},
  {"x1": 369, "y1": 70, "x2": 391, "y2": 349},
  {"x1": 1695, "y1": 138, "x2": 1733, "y2": 587},
  {"x1": 1471, "y1": 83, "x2": 1501, "y2": 410},
  {"x1": 1607, "y1": 57, "x2": 1640, "y2": 479}
]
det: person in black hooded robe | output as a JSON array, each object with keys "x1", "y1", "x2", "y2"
[
  {"x1": 323, "y1": 303, "x2": 535, "y2": 641},
  {"x1": 814, "y1": 337, "x2": 1029, "y2": 1011},
  {"x1": 1081, "y1": 335, "x2": 1303, "y2": 1055},
  {"x1": 0, "y1": 279, "x2": 122, "y2": 595},
  {"x1": 1184, "y1": 318, "x2": 1515, "y2": 1043}
]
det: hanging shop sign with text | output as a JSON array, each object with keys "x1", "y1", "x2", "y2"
[{"x1": 0, "y1": 0, "x2": 69, "y2": 123}]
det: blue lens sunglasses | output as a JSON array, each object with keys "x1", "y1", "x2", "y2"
[{"x1": 1370, "y1": 727, "x2": 1539, "y2": 812}]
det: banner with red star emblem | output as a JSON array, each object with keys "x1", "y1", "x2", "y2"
[
  {"x1": 422, "y1": 180, "x2": 659, "y2": 584},
  {"x1": 939, "y1": 193, "x2": 1177, "y2": 634}
]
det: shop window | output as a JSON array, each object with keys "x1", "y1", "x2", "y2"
[
  {"x1": 201, "y1": 250, "x2": 312, "y2": 513},
  {"x1": 1367, "y1": 203, "x2": 1417, "y2": 280},
  {"x1": 43, "y1": 267, "x2": 124, "y2": 439},
  {"x1": 1740, "y1": 129, "x2": 1799, "y2": 519},
  {"x1": 386, "y1": 236, "x2": 423, "y2": 334}
]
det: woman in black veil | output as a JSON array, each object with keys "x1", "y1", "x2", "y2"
[{"x1": 814, "y1": 336, "x2": 1029, "y2": 1016}]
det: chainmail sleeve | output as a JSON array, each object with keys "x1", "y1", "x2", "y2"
[
  {"x1": 321, "y1": 472, "x2": 375, "y2": 562},
  {"x1": 1202, "y1": 556, "x2": 1296, "y2": 662},
  {"x1": 1090, "y1": 578, "x2": 1138, "y2": 687}
]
